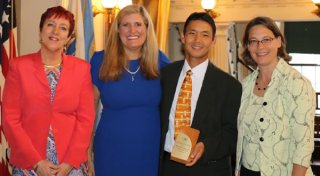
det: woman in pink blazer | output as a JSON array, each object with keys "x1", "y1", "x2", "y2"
[{"x1": 2, "y1": 6, "x2": 94, "y2": 176}]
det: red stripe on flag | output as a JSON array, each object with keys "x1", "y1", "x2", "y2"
[
  {"x1": 1, "y1": 31, "x2": 16, "y2": 78},
  {"x1": 0, "y1": 158, "x2": 11, "y2": 176},
  {"x1": 1, "y1": 45, "x2": 9, "y2": 78},
  {"x1": 0, "y1": 91, "x2": 2, "y2": 144},
  {"x1": 10, "y1": 31, "x2": 17, "y2": 60}
]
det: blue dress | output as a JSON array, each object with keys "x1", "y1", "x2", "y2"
[{"x1": 90, "y1": 50, "x2": 170, "y2": 176}]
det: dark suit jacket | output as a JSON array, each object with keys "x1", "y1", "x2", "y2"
[{"x1": 160, "y1": 60, "x2": 242, "y2": 176}]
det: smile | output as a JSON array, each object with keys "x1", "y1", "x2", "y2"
[
  {"x1": 127, "y1": 35, "x2": 139, "y2": 40},
  {"x1": 191, "y1": 45, "x2": 202, "y2": 49},
  {"x1": 49, "y1": 36, "x2": 59, "y2": 41},
  {"x1": 256, "y1": 52, "x2": 268, "y2": 56}
]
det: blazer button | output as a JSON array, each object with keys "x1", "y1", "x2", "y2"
[
  {"x1": 260, "y1": 118, "x2": 264, "y2": 122},
  {"x1": 263, "y1": 102, "x2": 267, "y2": 106},
  {"x1": 260, "y1": 137, "x2": 264, "y2": 142}
]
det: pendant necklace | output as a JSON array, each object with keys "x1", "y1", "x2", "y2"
[
  {"x1": 255, "y1": 75, "x2": 267, "y2": 91},
  {"x1": 125, "y1": 66, "x2": 140, "y2": 82}
]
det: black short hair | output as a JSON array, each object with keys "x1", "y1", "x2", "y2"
[{"x1": 183, "y1": 12, "x2": 216, "y2": 39}]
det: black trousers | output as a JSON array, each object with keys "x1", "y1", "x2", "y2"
[
  {"x1": 240, "y1": 165, "x2": 261, "y2": 176},
  {"x1": 162, "y1": 151, "x2": 189, "y2": 176},
  {"x1": 161, "y1": 151, "x2": 232, "y2": 176}
]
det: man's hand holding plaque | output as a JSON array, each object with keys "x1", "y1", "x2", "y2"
[{"x1": 170, "y1": 126, "x2": 200, "y2": 165}]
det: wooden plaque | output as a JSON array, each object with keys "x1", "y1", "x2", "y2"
[{"x1": 170, "y1": 126, "x2": 200, "y2": 164}]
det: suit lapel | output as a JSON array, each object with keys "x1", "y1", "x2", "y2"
[
  {"x1": 166, "y1": 63, "x2": 183, "y2": 108},
  {"x1": 191, "y1": 63, "x2": 218, "y2": 128},
  {"x1": 55, "y1": 53, "x2": 71, "y2": 92},
  {"x1": 33, "y1": 51, "x2": 50, "y2": 88}
]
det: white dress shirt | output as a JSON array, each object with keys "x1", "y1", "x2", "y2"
[{"x1": 164, "y1": 59, "x2": 208, "y2": 152}]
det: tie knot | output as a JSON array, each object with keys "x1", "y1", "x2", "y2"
[{"x1": 186, "y1": 70, "x2": 192, "y2": 76}]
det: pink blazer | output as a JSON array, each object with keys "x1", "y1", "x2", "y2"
[{"x1": 2, "y1": 51, "x2": 95, "y2": 169}]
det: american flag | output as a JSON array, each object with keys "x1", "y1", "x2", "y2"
[
  {"x1": 1, "y1": 0, "x2": 17, "y2": 175},
  {"x1": 1, "y1": 0, "x2": 17, "y2": 78}
]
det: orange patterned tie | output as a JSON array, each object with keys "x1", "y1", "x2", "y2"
[{"x1": 174, "y1": 70, "x2": 192, "y2": 137}]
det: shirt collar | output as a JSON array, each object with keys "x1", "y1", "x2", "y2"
[{"x1": 183, "y1": 59, "x2": 209, "y2": 78}]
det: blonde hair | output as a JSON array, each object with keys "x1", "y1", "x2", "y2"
[{"x1": 99, "y1": 4, "x2": 159, "y2": 81}]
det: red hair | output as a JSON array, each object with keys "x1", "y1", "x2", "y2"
[{"x1": 39, "y1": 6, "x2": 75, "y2": 37}]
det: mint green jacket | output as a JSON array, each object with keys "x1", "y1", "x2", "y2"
[{"x1": 236, "y1": 59, "x2": 315, "y2": 176}]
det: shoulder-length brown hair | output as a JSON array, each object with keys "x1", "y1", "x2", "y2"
[
  {"x1": 241, "y1": 16, "x2": 291, "y2": 68},
  {"x1": 99, "y1": 4, "x2": 159, "y2": 81}
]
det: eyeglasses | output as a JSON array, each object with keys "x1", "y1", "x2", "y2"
[{"x1": 248, "y1": 37, "x2": 274, "y2": 47}]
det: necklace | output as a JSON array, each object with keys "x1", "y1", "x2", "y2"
[
  {"x1": 43, "y1": 63, "x2": 62, "y2": 68},
  {"x1": 125, "y1": 66, "x2": 140, "y2": 82},
  {"x1": 43, "y1": 59, "x2": 63, "y2": 68},
  {"x1": 255, "y1": 75, "x2": 267, "y2": 91}
]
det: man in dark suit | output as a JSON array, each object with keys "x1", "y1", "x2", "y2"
[{"x1": 160, "y1": 12, "x2": 242, "y2": 176}]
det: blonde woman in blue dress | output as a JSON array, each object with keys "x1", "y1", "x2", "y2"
[
  {"x1": 235, "y1": 16, "x2": 315, "y2": 176},
  {"x1": 88, "y1": 4, "x2": 170, "y2": 176}
]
